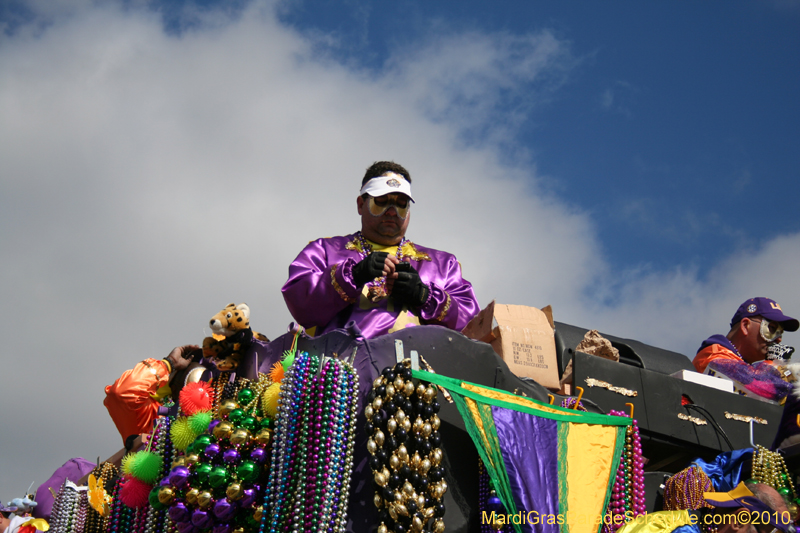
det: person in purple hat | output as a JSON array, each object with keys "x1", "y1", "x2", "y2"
[
  {"x1": 694, "y1": 297, "x2": 798, "y2": 373},
  {"x1": 282, "y1": 161, "x2": 480, "y2": 339},
  {"x1": 692, "y1": 298, "x2": 798, "y2": 401},
  {"x1": 0, "y1": 505, "x2": 26, "y2": 533}
]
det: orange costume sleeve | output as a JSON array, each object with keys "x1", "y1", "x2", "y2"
[
  {"x1": 692, "y1": 344, "x2": 741, "y2": 373},
  {"x1": 104, "y1": 358, "x2": 171, "y2": 443}
]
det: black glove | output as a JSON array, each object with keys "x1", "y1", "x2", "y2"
[
  {"x1": 352, "y1": 251, "x2": 389, "y2": 287},
  {"x1": 392, "y1": 262, "x2": 429, "y2": 309}
]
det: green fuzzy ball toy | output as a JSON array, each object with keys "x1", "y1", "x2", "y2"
[
  {"x1": 189, "y1": 411, "x2": 213, "y2": 434},
  {"x1": 130, "y1": 450, "x2": 163, "y2": 484}
]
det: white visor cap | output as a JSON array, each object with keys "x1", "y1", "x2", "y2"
[{"x1": 359, "y1": 172, "x2": 414, "y2": 202}]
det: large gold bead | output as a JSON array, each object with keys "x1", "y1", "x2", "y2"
[
  {"x1": 230, "y1": 427, "x2": 252, "y2": 445},
  {"x1": 424, "y1": 386, "x2": 436, "y2": 403},
  {"x1": 431, "y1": 415, "x2": 441, "y2": 430},
  {"x1": 397, "y1": 444, "x2": 409, "y2": 462},
  {"x1": 374, "y1": 471, "x2": 388, "y2": 487},
  {"x1": 365, "y1": 405, "x2": 375, "y2": 421},
  {"x1": 374, "y1": 430, "x2": 385, "y2": 447},
  {"x1": 226, "y1": 483, "x2": 244, "y2": 501},
  {"x1": 378, "y1": 524, "x2": 388, "y2": 533},
  {"x1": 433, "y1": 518, "x2": 445, "y2": 533},
  {"x1": 255, "y1": 428, "x2": 273, "y2": 446},
  {"x1": 253, "y1": 508, "x2": 262, "y2": 521},
  {"x1": 440, "y1": 480, "x2": 449, "y2": 496},
  {"x1": 411, "y1": 452, "x2": 422, "y2": 470},
  {"x1": 423, "y1": 423, "x2": 432, "y2": 438},
  {"x1": 158, "y1": 486, "x2": 176, "y2": 505},
  {"x1": 394, "y1": 376, "x2": 405, "y2": 390},
  {"x1": 373, "y1": 396, "x2": 383, "y2": 410},
  {"x1": 387, "y1": 418, "x2": 398, "y2": 434},
  {"x1": 423, "y1": 505, "x2": 435, "y2": 519},
  {"x1": 416, "y1": 383, "x2": 426, "y2": 397},
  {"x1": 420, "y1": 458, "x2": 432, "y2": 474},
  {"x1": 374, "y1": 494, "x2": 384, "y2": 508},
  {"x1": 219, "y1": 400, "x2": 239, "y2": 418},
  {"x1": 412, "y1": 515, "x2": 424, "y2": 532},
  {"x1": 185, "y1": 488, "x2": 200, "y2": 505},
  {"x1": 430, "y1": 448, "x2": 443, "y2": 466},
  {"x1": 386, "y1": 384, "x2": 396, "y2": 398},
  {"x1": 232, "y1": 528, "x2": 245, "y2": 533},
  {"x1": 413, "y1": 417, "x2": 424, "y2": 434},
  {"x1": 396, "y1": 503, "x2": 409, "y2": 517},
  {"x1": 367, "y1": 438, "x2": 378, "y2": 455},
  {"x1": 389, "y1": 505, "x2": 398, "y2": 521},
  {"x1": 403, "y1": 481, "x2": 415, "y2": 496},
  {"x1": 373, "y1": 377, "x2": 384, "y2": 389},
  {"x1": 213, "y1": 421, "x2": 234, "y2": 440},
  {"x1": 389, "y1": 454, "x2": 401, "y2": 471},
  {"x1": 197, "y1": 491, "x2": 213, "y2": 508},
  {"x1": 404, "y1": 381, "x2": 415, "y2": 396},
  {"x1": 171, "y1": 457, "x2": 187, "y2": 468},
  {"x1": 396, "y1": 410, "x2": 407, "y2": 424},
  {"x1": 185, "y1": 453, "x2": 200, "y2": 466}
]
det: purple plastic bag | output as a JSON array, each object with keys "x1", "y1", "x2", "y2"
[{"x1": 33, "y1": 458, "x2": 95, "y2": 519}]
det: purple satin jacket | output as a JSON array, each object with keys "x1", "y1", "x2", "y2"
[{"x1": 281, "y1": 233, "x2": 480, "y2": 339}]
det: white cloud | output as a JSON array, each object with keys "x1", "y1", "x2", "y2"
[{"x1": 1, "y1": 0, "x2": 799, "y2": 496}]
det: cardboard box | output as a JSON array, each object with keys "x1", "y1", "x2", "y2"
[
  {"x1": 670, "y1": 369, "x2": 734, "y2": 393},
  {"x1": 462, "y1": 301, "x2": 559, "y2": 389}
]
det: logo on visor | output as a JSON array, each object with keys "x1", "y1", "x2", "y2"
[
  {"x1": 748, "y1": 304, "x2": 757, "y2": 313},
  {"x1": 771, "y1": 302, "x2": 782, "y2": 311},
  {"x1": 386, "y1": 178, "x2": 401, "y2": 188}
]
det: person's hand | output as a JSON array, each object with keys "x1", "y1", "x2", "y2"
[
  {"x1": 390, "y1": 262, "x2": 429, "y2": 309},
  {"x1": 352, "y1": 252, "x2": 398, "y2": 286},
  {"x1": 166, "y1": 345, "x2": 200, "y2": 372}
]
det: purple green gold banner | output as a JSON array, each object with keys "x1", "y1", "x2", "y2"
[{"x1": 413, "y1": 370, "x2": 630, "y2": 533}]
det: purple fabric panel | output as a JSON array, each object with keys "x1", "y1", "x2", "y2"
[
  {"x1": 492, "y1": 405, "x2": 560, "y2": 533},
  {"x1": 281, "y1": 233, "x2": 479, "y2": 339},
  {"x1": 33, "y1": 458, "x2": 95, "y2": 519}
]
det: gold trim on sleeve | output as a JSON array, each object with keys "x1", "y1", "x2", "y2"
[
  {"x1": 331, "y1": 264, "x2": 356, "y2": 304},
  {"x1": 436, "y1": 292, "x2": 452, "y2": 322}
]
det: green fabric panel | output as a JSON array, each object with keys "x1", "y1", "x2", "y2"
[
  {"x1": 449, "y1": 390, "x2": 523, "y2": 533},
  {"x1": 558, "y1": 421, "x2": 570, "y2": 533}
]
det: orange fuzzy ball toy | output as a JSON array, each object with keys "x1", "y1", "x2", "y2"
[{"x1": 180, "y1": 382, "x2": 212, "y2": 416}]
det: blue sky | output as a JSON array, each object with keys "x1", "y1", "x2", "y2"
[
  {"x1": 1, "y1": 0, "x2": 798, "y2": 498},
  {"x1": 271, "y1": 0, "x2": 800, "y2": 283}
]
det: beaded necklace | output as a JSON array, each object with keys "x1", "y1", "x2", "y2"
[
  {"x1": 107, "y1": 477, "x2": 134, "y2": 533},
  {"x1": 479, "y1": 460, "x2": 510, "y2": 533},
  {"x1": 603, "y1": 410, "x2": 645, "y2": 533},
  {"x1": 261, "y1": 351, "x2": 359, "y2": 533},
  {"x1": 366, "y1": 359, "x2": 447, "y2": 533},
  {"x1": 50, "y1": 480, "x2": 82, "y2": 533},
  {"x1": 355, "y1": 231, "x2": 408, "y2": 302},
  {"x1": 751, "y1": 445, "x2": 796, "y2": 499},
  {"x1": 663, "y1": 466, "x2": 714, "y2": 511}
]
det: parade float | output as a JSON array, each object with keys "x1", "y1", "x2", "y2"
[{"x1": 7, "y1": 302, "x2": 800, "y2": 533}]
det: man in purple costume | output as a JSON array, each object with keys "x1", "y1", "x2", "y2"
[{"x1": 282, "y1": 161, "x2": 480, "y2": 338}]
